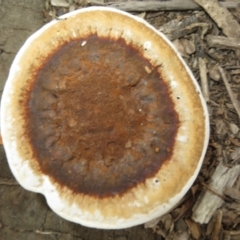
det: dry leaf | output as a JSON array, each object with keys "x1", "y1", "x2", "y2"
[
  {"x1": 185, "y1": 218, "x2": 201, "y2": 239},
  {"x1": 211, "y1": 210, "x2": 223, "y2": 240},
  {"x1": 174, "y1": 196, "x2": 195, "y2": 222},
  {"x1": 144, "y1": 216, "x2": 162, "y2": 229},
  {"x1": 229, "y1": 123, "x2": 239, "y2": 135}
]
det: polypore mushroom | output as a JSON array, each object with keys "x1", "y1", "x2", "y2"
[{"x1": 1, "y1": 7, "x2": 209, "y2": 229}]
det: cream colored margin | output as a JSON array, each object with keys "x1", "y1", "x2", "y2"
[{"x1": 1, "y1": 7, "x2": 209, "y2": 229}]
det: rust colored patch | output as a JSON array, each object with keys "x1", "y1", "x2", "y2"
[{"x1": 25, "y1": 35, "x2": 179, "y2": 197}]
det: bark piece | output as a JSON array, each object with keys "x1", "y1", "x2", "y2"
[
  {"x1": 192, "y1": 162, "x2": 240, "y2": 224},
  {"x1": 207, "y1": 35, "x2": 240, "y2": 50}
]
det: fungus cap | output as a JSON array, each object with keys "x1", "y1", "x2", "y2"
[{"x1": 1, "y1": 7, "x2": 209, "y2": 229}]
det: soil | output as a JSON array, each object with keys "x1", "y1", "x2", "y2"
[{"x1": 0, "y1": 0, "x2": 240, "y2": 240}]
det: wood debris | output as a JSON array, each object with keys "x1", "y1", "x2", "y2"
[
  {"x1": 185, "y1": 218, "x2": 201, "y2": 239},
  {"x1": 207, "y1": 35, "x2": 240, "y2": 50},
  {"x1": 158, "y1": 13, "x2": 210, "y2": 41},
  {"x1": 192, "y1": 162, "x2": 240, "y2": 224},
  {"x1": 51, "y1": 0, "x2": 70, "y2": 7},
  {"x1": 224, "y1": 187, "x2": 240, "y2": 202},
  {"x1": 194, "y1": 0, "x2": 240, "y2": 38},
  {"x1": 37, "y1": 1, "x2": 240, "y2": 239},
  {"x1": 199, "y1": 57, "x2": 210, "y2": 102},
  {"x1": 219, "y1": 66, "x2": 240, "y2": 120},
  {"x1": 209, "y1": 65, "x2": 221, "y2": 81}
]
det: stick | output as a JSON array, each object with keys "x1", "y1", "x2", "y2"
[
  {"x1": 199, "y1": 58, "x2": 210, "y2": 102},
  {"x1": 218, "y1": 66, "x2": 240, "y2": 120},
  {"x1": 191, "y1": 162, "x2": 240, "y2": 224},
  {"x1": 86, "y1": 1, "x2": 240, "y2": 12},
  {"x1": 207, "y1": 35, "x2": 240, "y2": 50},
  {"x1": 194, "y1": 0, "x2": 240, "y2": 39},
  {"x1": 0, "y1": 180, "x2": 19, "y2": 186}
]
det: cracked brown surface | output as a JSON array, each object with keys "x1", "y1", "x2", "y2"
[{"x1": 26, "y1": 35, "x2": 178, "y2": 198}]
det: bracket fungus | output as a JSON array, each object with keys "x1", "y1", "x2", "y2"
[{"x1": 1, "y1": 7, "x2": 209, "y2": 229}]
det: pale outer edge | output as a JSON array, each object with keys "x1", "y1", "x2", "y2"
[{"x1": 1, "y1": 7, "x2": 210, "y2": 229}]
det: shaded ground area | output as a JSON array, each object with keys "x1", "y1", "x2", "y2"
[{"x1": 1, "y1": 0, "x2": 240, "y2": 240}]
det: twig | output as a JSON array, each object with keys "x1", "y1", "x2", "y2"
[
  {"x1": 223, "y1": 230, "x2": 240, "y2": 236},
  {"x1": 210, "y1": 100, "x2": 220, "y2": 107},
  {"x1": 36, "y1": 230, "x2": 58, "y2": 235},
  {"x1": 85, "y1": 1, "x2": 240, "y2": 12},
  {"x1": 200, "y1": 181, "x2": 226, "y2": 201},
  {"x1": 218, "y1": 66, "x2": 240, "y2": 120},
  {"x1": 0, "y1": 180, "x2": 19, "y2": 186},
  {"x1": 199, "y1": 58, "x2": 210, "y2": 102},
  {"x1": 228, "y1": 136, "x2": 240, "y2": 147},
  {"x1": 207, "y1": 35, "x2": 240, "y2": 50}
]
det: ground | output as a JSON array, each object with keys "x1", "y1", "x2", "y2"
[{"x1": 0, "y1": 0, "x2": 240, "y2": 240}]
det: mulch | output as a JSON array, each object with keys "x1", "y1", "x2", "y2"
[{"x1": 24, "y1": 0, "x2": 240, "y2": 239}]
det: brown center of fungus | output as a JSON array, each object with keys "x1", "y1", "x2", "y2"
[{"x1": 26, "y1": 35, "x2": 179, "y2": 198}]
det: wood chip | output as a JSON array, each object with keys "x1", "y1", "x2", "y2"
[
  {"x1": 144, "y1": 216, "x2": 162, "y2": 229},
  {"x1": 181, "y1": 38, "x2": 196, "y2": 55},
  {"x1": 69, "y1": 4, "x2": 76, "y2": 12},
  {"x1": 229, "y1": 123, "x2": 239, "y2": 135},
  {"x1": 209, "y1": 65, "x2": 221, "y2": 81},
  {"x1": 173, "y1": 39, "x2": 189, "y2": 58},
  {"x1": 229, "y1": 137, "x2": 240, "y2": 147},
  {"x1": 207, "y1": 35, "x2": 240, "y2": 50},
  {"x1": 224, "y1": 187, "x2": 240, "y2": 202},
  {"x1": 51, "y1": 0, "x2": 70, "y2": 7},
  {"x1": 192, "y1": 162, "x2": 240, "y2": 224},
  {"x1": 158, "y1": 15, "x2": 205, "y2": 41},
  {"x1": 218, "y1": 66, "x2": 240, "y2": 120},
  {"x1": 185, "y1": 218, "x2": 201, "y2": 240}
]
